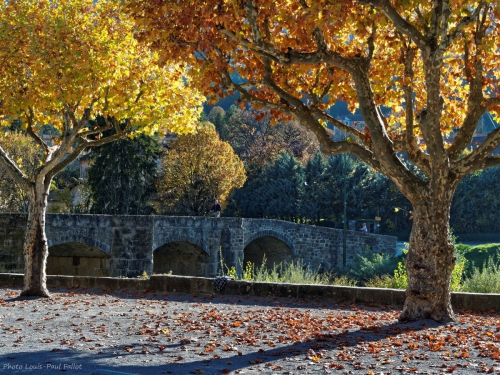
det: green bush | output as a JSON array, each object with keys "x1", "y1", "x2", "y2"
[
  {"x1": 456, "y1": 243, "x2": 500, "y2": 276},
  {"x1": 455, "y1": 233, "x2": 500, "y2": 243},
  {"x1": 221, "y1": 254, "x2": 333, "y2": 285},
  {"x1": 364, "y1": 261, "x2": 407, "y2": 289},
  {"x1": 349, "y1": 250, "x2": 401, "y2": 283},
  {"x1": 365, "y1": 253, "x2": 466, "y2": 292},
  {"x1": 461, "y1": 256, "x2": 500, "y2": 293},
  {"x1": 330, "y1": 274, "x2": 357, "y2": 287}
]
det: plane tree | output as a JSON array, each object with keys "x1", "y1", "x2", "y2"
[
  {"x1": 0, "y1": 0, "x2": 204, "y2": 297},
  {"x1": 128, "y1": 0, "x2": 500, "y2": 322}
]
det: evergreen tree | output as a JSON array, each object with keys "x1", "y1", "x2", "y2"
[
  {"x1": 301, "y1": 152, "x2": 328, "y2": 223},
  {"x1": 263, "y1": 153, "x2": 305, "y2": 221},
  {"x1": 87, "y1": 134, "x2": 160, "y2": 215},
  {"x1": 451, "y1": 167, "x2": 500, "y2": 234}
]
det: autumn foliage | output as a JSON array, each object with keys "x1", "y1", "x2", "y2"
[
  {"x1": 128, "y1": 0, "x2": 500, "y2": 322},
  {"x1": 0, "y1": 0, "x2": 204, "y2": 297},
  {"x1": 156, "y1": 125, "x2": 246, "y2": 215}
]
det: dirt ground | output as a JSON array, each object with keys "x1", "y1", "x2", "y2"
[{"x1": 0, "y1": 286, "x2": 499, "y2": 374}]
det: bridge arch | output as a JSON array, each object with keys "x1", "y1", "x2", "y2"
[
  {"x1": 153, "y1": 240, "x2": 209, "y2": 277},
  {"x1": 47, "y1": 234, "x2": 111, "y2": 256},
  {"x1": 47, "y1": 241, "x2": 111, "y2": 277},
  {"x1": 243, "y1": 230, "x2": 296, "y2": 269}
]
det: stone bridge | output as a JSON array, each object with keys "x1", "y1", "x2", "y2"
[{"x1": 0, "y1": 214, "x2": 396, "y2": 278}]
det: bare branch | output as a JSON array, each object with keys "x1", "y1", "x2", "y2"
[
  {"x1": 486, "y1": 97, "x2": 500, "y2": 107},
  {"x1": 47, "y1": 121, "x2": 130, "y2": 180},
  {"x1": 431, "y1": 0, "x2": 452, "y2": 49},
  {"x1": 78, "y1": 121, "x2": 113, "y2": 138},
  {"x1": 24, "y1": 108, "x2": 49, "y2": 156},
  {"x1": 218, "y1": 27, "x2": 354, "y2": 71},
  {"x1": 244, "y1": 0, "x2": 264, "y2": 47},
  {"x1": 483, "y1": 156, "x2": 500, "y2": 169},
  {"x1": 447, "y1": 12, "x2": 488, "y2": 160},
  {"x1": 415, "y1": 7, "x2": 430, "y2": 35},
  {"x1": 455, "y1": 126, "x2": 500, "y2": 177},
  {"x1": 318, "y1": 68, "x2": 335, "y2": 104},
  {"x1": 313, "y1": 27, "x2": 328, "y2": 52},
  {"x1": 310, "y1": 109, "x2": 365, "y2": 141},
  {"x1": 397, "y1": 44, "x2": 431, "y2": 175}
]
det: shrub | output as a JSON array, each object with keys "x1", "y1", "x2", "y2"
[
  {"x1": 457, "y1": 244, "x2": 500, "y2": 276},
  {"x1": 364, "y1": 261, "x2": 408, "y2": 289},
  {"x1": 450, "y1": 253, "x2": 466, "y2": 292},
  {"x1": 365, "y1": 253, "x2": 465, "y2": 292},
  {"x1": 254, "y1": 258, "x2": 331, "y2": 285},
  {"x1": 461, "y1": 256, "x2": 500, "y2": 293},
  {"x1": 330, "y1": 274, "x2": 358, "y2": 287},
  {"x1": 349, "y1": 250, "x2": 401, "y2": 283}
]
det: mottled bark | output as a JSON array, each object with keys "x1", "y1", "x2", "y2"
[
  {"x1": 20, "y1": 177, "x2": 51, "y2": 297},
  {"x1": 400, "y1": 190, "x2": 456, "y2": 323}
]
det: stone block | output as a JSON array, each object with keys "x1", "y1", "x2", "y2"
[
  {"x1": 49, "y1": 275, "x2": 76, "y2": 288},
  {"x1": 149, "y1": 275, "x2": 166, "y2": 291},
  {"x1": 452, "y1": 292, "x2": 500, "y2": 311},
  {"x1": 0, "y1": 273, "x2": 23, "y2": 287}
]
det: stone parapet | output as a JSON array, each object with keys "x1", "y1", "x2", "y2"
[{"x1": 1, "y1": 273, "x2": 498, "y2": 312}]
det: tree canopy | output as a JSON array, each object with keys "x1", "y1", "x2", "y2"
[
  {"x1": 208, "y1": 105, "x2": 319, "y2": 171},
  {"x1": 0, "y1": 0, "x2": 204, "y2": 192},
  {"x1": 156, "y1": 125, "x2": 246, "y2": 216},
  {"x1": 0, "y1": 0, "x2": 204, "y2": 297},
  {"x1": 128, "y1": 0, "x2": 500, "y2": 322}
]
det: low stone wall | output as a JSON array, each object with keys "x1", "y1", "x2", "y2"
[{"x1": 1, "y1": 273, "x2": 498, "y2": 312}]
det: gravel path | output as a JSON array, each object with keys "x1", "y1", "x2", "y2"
[{"x1": 1, "y1": 286, "x2": 500, "y2": 375}]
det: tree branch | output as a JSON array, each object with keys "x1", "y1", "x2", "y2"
[
  {"x1": 366, "y1": 21, "x2": 377, "y2": 62},
  {"x1": 399, "y1": 45, "x2": 431, "y2": 175},
  {"x1": 0, "y1": 145, "x2": 32, "y2": 190},
  {"x1": 447, "y1": 15, "x2": 488, "y2": 160},
  {"x1": 46, "y1": 122, "x2": 129, "y2": 180},
  {"x1": 217, "y1": 27, "x2": 354, "y2": 70},
  {"x1": 454, "y1": 126, "x2": 500, "y2": 177},
  {"x1": 359, "y1": 0, "x2": 428, "y2": 49},
  {"x1": 441, "y1": 9, "x2": 478, "y2": 50},
  {"x1": 430, "y1": 0, "x2": 451, "y2": 49},
  {"x1": 25, "y1": 108, "x2": 49, "y2": 157},
  {"x1": 483, "y1": 156, "x2": 500, "y2": 169}
]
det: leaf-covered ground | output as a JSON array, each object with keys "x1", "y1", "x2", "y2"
[{"x1": 0, "y1": 287, "x2": 499, "y2": 374}]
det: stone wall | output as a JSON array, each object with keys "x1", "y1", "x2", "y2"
[
  {"x1": 2, "y1": 273, "x2": 499, "y2": 313},
  {"x1": 0, "y1": 214, "x2": 26, "y2": 273},
  {"x1": 242, "y1": 219, "x2": 396, "y2": 270},
  {"x1": 0, "y1": 213, "x2": 397, "y2": 277}
]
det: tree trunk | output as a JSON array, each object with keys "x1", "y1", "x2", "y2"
[
  {"x1": 20, "y1": 177, "x2": 51, "y2": 297},
  {"x1": 399, "y1": 193, "x2": 456, "y2": 323}
]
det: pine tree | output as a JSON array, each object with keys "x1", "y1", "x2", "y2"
[{"x1": 87, "y1": 134, "x2": 160, "y2": 215}]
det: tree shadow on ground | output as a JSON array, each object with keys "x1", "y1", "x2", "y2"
[{"x1": 0, "y1": 319, "x2": 443, "y2": 375}]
